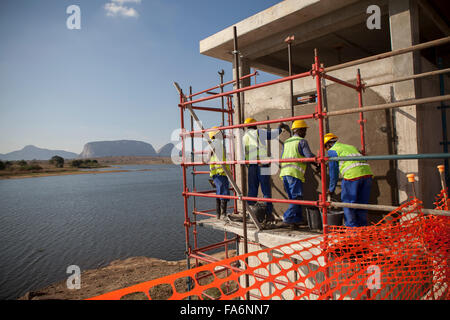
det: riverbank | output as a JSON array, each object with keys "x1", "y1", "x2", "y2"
[
  {"x1": 19, "y1": 251, "x2": 235, "y2": 300},
  {"x1": 0, "y1": 157, "x2": 173, "y2": 180}
]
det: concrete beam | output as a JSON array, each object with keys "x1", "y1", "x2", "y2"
[
  {"x1": 240, "y1": 0, "x2": 388, "y2": 60},
  {"x1": 417, "y1": 0, "x2": 450, "y2": 36},
  {"x1": 200, "y1": 0, "x2": 359, "y2": 62}
]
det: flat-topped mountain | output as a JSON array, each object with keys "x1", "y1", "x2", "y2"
[{"x1": 79, "y1": 140, "x2": 159, "y2": 158}]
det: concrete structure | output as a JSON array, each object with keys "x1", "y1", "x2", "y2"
[
  {"x1": 200, "y1": 0, "x2": 449, "y2": 214},
  {"x1": 194, "y1": 0, "x2": 449, "y2": 299}
]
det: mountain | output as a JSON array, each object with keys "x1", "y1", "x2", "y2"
[
  {"x1": 79, "y1": 140, "x2": 158, "y2": 158},
  {"x1": 0, "y1": 145, "x2": 78, "y2": 161},
  {"x1": 157, "y1": 143, "x2": 174, "y2": 157}
]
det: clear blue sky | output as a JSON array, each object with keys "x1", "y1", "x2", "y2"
[{"x1": 0, "y1": 0, "x2": 280, "y2": 154}]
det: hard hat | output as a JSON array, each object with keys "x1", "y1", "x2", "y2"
[
  {"x1": 324, "y1": 133, "x2": 338, "y2": 145},
  {"x1": 244, "y1": 117, "x2": 256, "y2": 124},
  {"x1": 208, "y1": 126, "x2": 220, "y2": 140},
  {"x1": 291, "y1": 120, "x2": 308, "y2": 130}
]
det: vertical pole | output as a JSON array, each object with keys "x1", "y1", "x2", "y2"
[
  {"x1": 357, "y1": 69, "x2": 366, "y2": 155},
  {"x1": 314, "y1": 49, "x2": 328, "y2": 235},
  {"x1": 180, "y1": 90, "x2": 192, "y2": 295},
  {"x1": 219, "y1": 70, "x2": 225, "y2": 126},
  {"x1": 233, "y1": 25, "x2": 250, "y2": 300},
  {"x1": 315, "y1": 49, "x2": 331, "y2": 300},
  {"x1": 189, "y1": 86, "x2": 198, "y2": 261},
  {"x1": 285, "y1": 35, "x2": 295, "y2": 117},
  {"x1": 228, "y1": 96, "x2": 238, "y2": 215},
  {"x1": 438, "y1": 57, "x2": 449, "y2": 188}
]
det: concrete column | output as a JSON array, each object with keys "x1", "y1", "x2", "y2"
[{"x1": 388, "y1": 0, "x2": 421, "y2": 203}]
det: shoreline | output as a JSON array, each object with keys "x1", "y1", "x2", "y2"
[
  {"x1": 19, "y1": 251, "x2": 235, "y2": 300},
  {"x1": 0, "y1": 157, "x2": 174, "y2": 180}
]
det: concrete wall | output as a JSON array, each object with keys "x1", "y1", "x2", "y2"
[{"x1": 417, "y1": 57, "x2": 450, "y2": 208}]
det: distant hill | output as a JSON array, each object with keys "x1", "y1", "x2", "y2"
[
  {"x1": 156, "y1": 143, "x2": 174, "y2": 157},
  {"x1": 0, "y1": 145, "x2": 78, "y2": 161},
  {"x1": 79, "y1": 140, "x2": 158, "y2": 158}
]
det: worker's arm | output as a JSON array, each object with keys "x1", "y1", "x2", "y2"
[
  {"x1": 327, "y1": 149, "x2": 339, "y2": 193},
  {"x1": 298, "y1": 139, "x2": 315, "y2": 158}
]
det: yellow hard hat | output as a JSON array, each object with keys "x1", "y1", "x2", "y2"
[
  {"x1": 244, "y1": 117, "x2": 256, "y2": 124},
  {"x1": 291, "y1": 120, "x2": 308, "y2": 130},
  {"x1": 208, "y1": 126, "x2": 220, "y2": 140},
  {"x1": 324, "y1": 133, "x2": 338, "y2": 145}
]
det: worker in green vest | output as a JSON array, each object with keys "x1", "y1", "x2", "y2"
[
  {"x1": 243, "y1": 117, "x2": 273, "y2": 222},
  {"x1": 324, "y1": 133, "x2": 373, "y2": 227},
  {"x1": 208, "y1": 127, "x2": 230, "y2": 219},
  {"x1": 278, "y1": 120, "x2": 317, "y2": 228}
]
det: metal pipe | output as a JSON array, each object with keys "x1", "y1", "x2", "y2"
[
  {"x1": 181, "y1": 113, "x2": 316, "y2": 137},
  {"x1": 188, "y1": 71, "x2": 258, "y2": 99},
  {"x1": 357, "y1": 69, "x2": 366, "y2": 155},
  {"x1": 365, "y1": 67, "x2": 450, "y2": 88},
  {"x1": 183, "y1": 157, "x2": 317, "y2": 167},
  {"x1": 179, "y1": 90, "x2": 192, "y2": 295},
  {"x1": 285, "y1": 35, "x2": 294, "y2": 117},
  {"x1": 328, "y1": 153, "x2": 450, "y2": 161},
  {"x1": 233, "y1": 26, "x2": 250, "y2": 300},
  {"x1": 324, "y1": 36, "x2": 450, "y2": 72},
  {"x1": 321, "y1": 73, "x2": 359, "y2": 90},
  {"x1": 329, "y1": 201, "x2": 450, "y2": 217},
  {"x1": 325, "y1": 94, "x2": 450, "y2": 117},
  {"x1": 438, "y1": 58, "x2": 449, "y2": 188},
  {"x1": 184, "y1": 191, "x2": 319, "y2": 207},
  {"x1": 189, "y1": 105, "x2": 233, "y2": 113},
  {"x1": 180, "y1": 70, "x2": 312, "y2": 107}
]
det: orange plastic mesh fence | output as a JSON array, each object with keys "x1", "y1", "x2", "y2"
[{"x1": 89, "y1": 197, "x2": 449, "y2": 300}]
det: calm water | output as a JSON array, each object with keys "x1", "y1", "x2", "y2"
[{"x1": 0, "y1": 164, "x2": 225, "y2": 299}]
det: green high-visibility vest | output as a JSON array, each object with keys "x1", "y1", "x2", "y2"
[
  {"x1": 279, "y1": 136, "x2": 307, "y2": 182},
  {"x1": 329, "y1": 142, "x2": 373, "y2": 179},
  {"x1": 243, "y1": 129, "x2": 268, "y2": 161},
  {"x1": 209, "y1": 148, "x2": 229, "y2": 177}
]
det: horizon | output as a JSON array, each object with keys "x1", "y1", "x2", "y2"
[{"x1": 0, "y1": 0, "x2": 280, "y2": 155}]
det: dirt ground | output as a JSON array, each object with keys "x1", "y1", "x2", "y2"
[{"x1": 19, "y1": 251, "x2": 235, "y2": 300}]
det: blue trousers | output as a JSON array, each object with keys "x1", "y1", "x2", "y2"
[
  {"x1": 341, "y1": 177, "x2": 372, "y2": 227},
  {"x1": 247, "y1": 164, "x2": 273, "y2": 214},
  {"x1": 212, "y1": 175, "x2": 230, "y2": 200},
  {"x1": 282, "y1": 176, "x2": 304, "y2": 223}
]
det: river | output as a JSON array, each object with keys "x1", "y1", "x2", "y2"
[{"x1": 0, "y1": 164, "x2": 226, "y2": 299}]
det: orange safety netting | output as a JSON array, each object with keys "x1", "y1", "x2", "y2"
[{"x1": 89, "y1": 195, "x2": 449, "y2": 300}]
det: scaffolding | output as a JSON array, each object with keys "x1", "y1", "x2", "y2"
[{"x1": 175, "y1": 34, "x2": 450, "y2": 296}]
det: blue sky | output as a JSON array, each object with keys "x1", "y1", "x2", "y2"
[{"x1": 0, "y1": 0, "x2": 280, "y2": 154}]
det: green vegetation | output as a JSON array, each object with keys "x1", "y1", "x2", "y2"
[
  {"x1": 71, "y1": 159, "x2": 100, "y2": 168},
  {"x1": 49, "y1": 155, "x2": 64, "y2": 168}
]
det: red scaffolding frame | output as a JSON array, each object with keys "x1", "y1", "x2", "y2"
[{"x1": 176, "y1": 48, "x2": 368, "y2": 271}]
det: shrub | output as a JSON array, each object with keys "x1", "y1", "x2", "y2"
[{"x1": 49, "y1": 155, "x2": 64, "y2": 168}]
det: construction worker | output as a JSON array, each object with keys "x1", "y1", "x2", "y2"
[
  {"x1": 324, "y1": 133, "x2": 373, "y2": 227},
  {"x1": 243, "y1": 117, "x2": 273, "y2": 221},
  {"x1": 278, "y1": 120, "x2": 317, "y2": 228},
  {"x1": 208, "y1": 127, "x2": 230, "y2": 219}
]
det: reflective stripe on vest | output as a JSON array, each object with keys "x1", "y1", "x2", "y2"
[
  {"x1": 243, "y1": 129, "x2": 268, "y2": 161},
  {"x1": 279, "y1": 136, "x2": 307, "y2": 182},
  {"x1": 330, "y1": 142, "x2": 373, "y2": 180},
  {"x1": 209, "y1": 148, "x2": 229, "y2": 177}
]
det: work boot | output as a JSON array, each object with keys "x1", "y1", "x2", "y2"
[
  {"x1": 220, "y1": 200, "x2": 228, "y2": 219},
  {"x1": 216, "y1": 199, "x2": 222, "y2": 219}
]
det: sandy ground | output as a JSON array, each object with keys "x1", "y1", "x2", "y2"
[{"x1": 19, "y1": 251, "x2": 235, "y2": 300}]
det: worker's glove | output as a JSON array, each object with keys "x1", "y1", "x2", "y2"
[{"x1": 278, "y1": 123, "x2": 290, "y2": 133}]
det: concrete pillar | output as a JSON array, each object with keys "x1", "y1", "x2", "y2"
[{"x1": 388, "y1": 0, "x2": 421, "y2": 203}]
